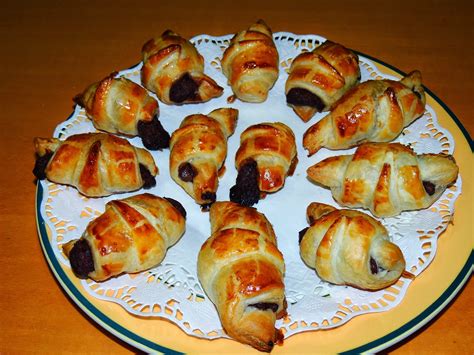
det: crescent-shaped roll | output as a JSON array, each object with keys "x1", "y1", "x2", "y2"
[
  {"x1": 75, "y1": 73, "x2": 170, "y2": 150},
  {"x1": 303, "y1": 70, "x2": 426, "y2": 155},
  {"x1": 230, "y1": 122, "x2": 298, "y2": 206},
  {"x1": 63, "y1": 193, "x2": 186, "y2": 281},
  {"x1": 198, "y1": 201, "x2": 286, "y2": 352},
  {"x1": 221, "y1": 20, "x2": 279, "y2": 103},
  {"x1": 299, "y1": 202, "x2": 406, "y2": 290},
  {"x1": 285, "y1": 41, "x2": 360, "y2": 122},
  {"x1": 33, "y1": 133, "x2": 158, "y2": 197},
  {"x1": 141, "y1": 30, "x2": 223, "y2": 105},
  {"x1": 169, "y1": 108, "x2": 238, "y2": 206},
  {"x1": 307, "y1": 143, "x2": 459, "y2": 217}
]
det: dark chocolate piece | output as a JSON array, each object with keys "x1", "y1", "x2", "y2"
[
  {"x1": 139, "y1": 163, "x2": 156, "y2": 189},
  {"x1": 248, "y1": 302, "x2": 279, "y2": 313},
  {"x1": 178, "y1": 162, "x2": 197, "y2": 182},
  {"x1": 164, "y1": 197, "x2": 187, "y2": 218},
  {"x1": 33, "y1": 151, "x2": 53, "y2": 180},
  {"x1": 69, "y1": 239, "x2": 95, "y2": 278},
  {"x1": 169, "y1": 73, "x2": 198, "y2": 103},
  {"x1": 229, "y1": 159, "x2": 260, "y2": 207},
  {"x1": 286, "y1": 88, "x2": 325, "y2": 112},
  {"x1": 201, "y1": 191, "x2": 216, "y2": 203},
  {"x1": 422, "y1": 180, "x2": 436, "y2": 196},
  {"x1": 369, "y1": 257, "x2": 378, "y2": 274},
  {"x1": 137, "y1": 115, "x2": 170, "y2": 150}
]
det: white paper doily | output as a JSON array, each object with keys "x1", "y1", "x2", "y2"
[{"x1": 38, "y1": 32, "x2": 462, "y2": 341}]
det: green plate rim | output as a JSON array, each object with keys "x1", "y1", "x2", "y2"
[{"x1": 35, "y1": 48, "x2": 473, "y2": 354}]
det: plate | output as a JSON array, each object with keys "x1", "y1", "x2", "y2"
[{"x1": 35, "y1": 32, "x2": 473, "y2": 353}]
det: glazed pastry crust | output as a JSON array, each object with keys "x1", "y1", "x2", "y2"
[
  {"x1": 78, "y1": 73, "x2": 158, "y2": 135},
  {"x1": 307, "y1": 142, "x2": 458, "y2": 217},
  {"x1": 235, "y1": 122, "x2": 297, "y2": 193},
  {"x1": 286, "y1": 41, "x2": 360, "y2": 121},
  {"x1": 303, "y1": 71, "x2": 426, "y2": 155},
  {"x1": 34, "y1": 133, "x2": 157, "y2": 197},
  {"x1": 198, "y1": 201, "x2": 286, "y2": 352},
  {"x1": 64, "y1": 193, "x2": 185, "y2": 281},
  {"x1": 221, "y1": 20, "x2": 279, "y2": 103},
  {"x1": 141, "y1": 30, "x2": 223, "y2": 104},
  {"x1": 169, "y1": 108, "x2": 238, "y2": 205},
  {"x1": 300, "y1": 202, "x2": 406, "y2": 290}
]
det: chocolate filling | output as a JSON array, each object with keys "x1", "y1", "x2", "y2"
[
  {"x1": 422, "y1": 180, "x2": 436, "y2": 196},
  {"x1": 298, "y1": 227, "x2": 309, "y2": 244},
  {"x1": 69, "y1": 239, "x2": 95, "y2": 278},
  {"x1": 249, "y1": 302, "x2": 279, "y2": 312},
  {"x1": 286, "y1": 88, "x2": 325, "y2": 112},
  {"x1": 169, "y1": 73, "x2": 198, "y2": 103},
  {"x1": 201, "y1": 191, "x2": 216, "y2": 202},
  {"x1": 139, "y1": 164, "x2": 156, "y2": 189},
  {"x1": 370, "y1": 257, "x2": 378, "y2": 274},
  {"x1": 229, "y1": 159, "x2": 260, "y2": 207},
  {"x1": 33, "y1": 151, "x2": 54, "y2": 180},
  {"x1": 178, "y1": 162, "x2": 197, "y2": 182},
  {"x1": 164, "y1": 197, "x2": 187, "y2": 218},
  {"x1": 137, "y1": 115, "x2": 170, "y2": 150}
]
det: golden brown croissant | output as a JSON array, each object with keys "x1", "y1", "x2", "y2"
[
  {"x1": 299, "y1": 202, "x2": 406, "y2": 290},
  {"x1": 141, "y1": 30, "x2": 223, "y2": 105},
  {"x1": 197, "y1": 201, "x2": 286, "y2": 352},
  {"x1": 230, "y1": 122, "x2": 298, "y2": 206},
  {"x1": 33, "y1": 133, "x2": 158, "y2": 197},
  {"x1": 169, "y1": 108, "x2": 238, "y2": 207},
  {"x1": 75, "y1": 73, "x2": 170, "y2": 150},
  {"x1": 221, "y1": 20, "x2": 279, "y2": 103},
  {"x1": 286, "y1": 41, "x2": 360, "y2": 122},
  {"x1": 63, "y1": 193, "x2": 186, "y2": 281},
  {"x1": 307, "y1": 143, "x2": 458, "y2": 217},
  {"x1": 303, "y1": 71, "x2": 426, "y2": 155}
]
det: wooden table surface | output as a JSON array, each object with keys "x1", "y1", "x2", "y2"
[{"x1": 1, "y1": 0, "x2": 472, "y2": 353}]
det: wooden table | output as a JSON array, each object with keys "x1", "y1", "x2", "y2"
[{"x1": 1, "y1": 0, "x2": 472, "y2": 353}]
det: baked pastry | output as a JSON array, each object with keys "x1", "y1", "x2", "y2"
[
  {"x1": 303, "y1": 71, "x2": 426, "y2": 155},
  {"x1": 299, "y1": 202, "x2": 406, "y2": 290},
  {"x1": 307, "y1": 142, "x2": 459, "y2": 217},
  {"x1": 33, "y1": 133, "x2": 158, "y2": 197},
  {"x1": 169, "y1": 108, "x2": 238, "y2": 207},
  {"x1": 75, "y1": 73, "x2": 170, "y2": 150},
  {"x1": 63, "y1": 193, "x2": 186, "y2": 281},
  {"x1": 230, "y1": 122, "x2": 298, "y2": 206},
  {"x1": 141, "y1": 30, "x2": 223, "y2": 104},
  {"x1": 221, "y1": 20, "x2": 279, "y2": 103},
  {"x1": 197, "y1": 201, "x2": 286, "y2": 352},
  {"x1": 286, "y1": 41, "x2": 360, "y2": 122}
]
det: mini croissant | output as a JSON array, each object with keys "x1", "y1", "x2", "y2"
[
  {"x1": 33, "y1": 133, "x2": 158, "y2": 197},
  {"x1": 198, "y1": 201, "x2": 286, "y2": 352},
  {"x1": 303, "y1": 71, "x2": 426, "y2": 155},
  {"x1": 141, "y1": 30, "x2": 223, "y2": 104},
  {"x1": 169, "y1": 108, "x2": 238, "y2": 206},
  {"x1": 307, "y1": 143, "x2": 459, "y2": 217},
  {"x1": 230, "y1": 122, "x2": 298, "y2": 206},
  {"x1": 75, "y1": 73, "x2": 170, "y2": 150},
  {"x1": 286, "y1": 41, "x2": 360, "y2": 122},
  {"x1": 63, "y1": 193, "x2": 186, "y2": 281},
  {"x1": 221, "y1": 20, "x2": 279, "y2": 103},
  {"x1": 299, "y1": 202, "x2": 406, "y2": 290}
]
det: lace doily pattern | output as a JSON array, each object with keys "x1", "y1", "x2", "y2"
[{"x1": 38, "y1": 32, "x2": 462, "y2": 340}]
